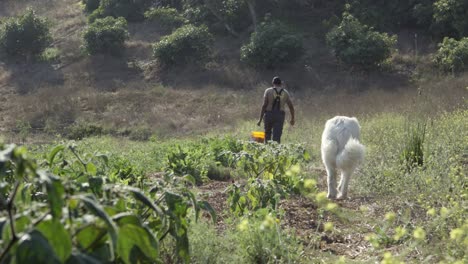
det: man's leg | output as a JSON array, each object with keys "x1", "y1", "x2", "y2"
[
  {"x1": 264, "y1": 112, "x2": 273, "y2": 143},
  {"x1": 272, "y1": 112, "x2": 285, "y2": 143}
]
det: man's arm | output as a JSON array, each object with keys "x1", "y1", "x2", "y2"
[
  {"x1": 257, "y1": 94, "x2": 268, "y2": 126},
  {"x1": 287, "y1": 99, "x2": 295, "y2": 126}
]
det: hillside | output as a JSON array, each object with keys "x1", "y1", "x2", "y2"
[{"x1": 0, "y1": 0, "x2": 465, "y2": 141}]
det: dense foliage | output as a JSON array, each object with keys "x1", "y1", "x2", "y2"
[
  {"x1": 240, "y1": 20, "x2": 303, "y2": 68},
  {"x1": 0, "y1": 9, "x2": 52, "y2": 58},
  {"x1": 0, "y1": 143, "x2": 215, "y2": 263},
  {"x1": 145, "y1": 7, "x2": 188, "y2": 29},
  {"x1": 89, "y1": 0, "x2": 152, "y2": 22},
  {"x1": 152, "y1": 24, "x2": 213, "y2": 66},
  {"x1": 82, "y1": 17, "x2": 129, "y2": 56},
  {"x1": 433, "y1": 0, "x2": 468, "y2": 37},
  {"x1": 82, "y1": 0, "x2": 101, "y2": 13},
  {"x1": 434, "y1": 37, "x2": 468, "y2": 73},
  {"x1": 326, "y1": 12, "x2": 397, "y2": 69}
]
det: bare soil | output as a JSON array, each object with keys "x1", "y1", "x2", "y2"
[{"x1": 196, "y1": 178, "x2": 380, "y2": 261}]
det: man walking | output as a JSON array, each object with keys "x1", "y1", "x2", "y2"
[{"x1": 257, "y1": 76, "x2": 295, "y2": 143}]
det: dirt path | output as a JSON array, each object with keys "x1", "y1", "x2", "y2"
[{"x1": 196, "y1": 179, "x2": 377, "y2": 260}]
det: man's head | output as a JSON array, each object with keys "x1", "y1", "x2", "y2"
[{"x1": 272, "y1": 76, "x2": 282, "y2": 86}]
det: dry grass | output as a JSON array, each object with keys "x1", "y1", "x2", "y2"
[{"x1": 0, "y1": 0, "x2": 466, "y2": 142}]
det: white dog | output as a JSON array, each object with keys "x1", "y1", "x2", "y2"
[{"x1": 321, "y1": 116, "x2": 365, "y2": 199}]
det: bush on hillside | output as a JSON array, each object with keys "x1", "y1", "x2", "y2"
[
  {"x1": 82, "y1": 0, "x2": 101, "y2": 13},
  {"x1": 433, "y1": 37, "x2": 468, "y2": 73},
  {"x1": 144, "y1": 7, "x2": 188, "y2": 29},
  {"x1": 83, "y1": 16, "x2": 129, "y2": 55},
  {"x1": 89, "y1": 0, "x2": 152, "y2": 22},
  {"x1": 152, "y1": 24, "x2": 213, "y2": 66},
  {"x1": 240, "y1": 20, "x2": 303, "y2": 69},
  {"x1": 326, "y1": 12, "x2": 396, "y2": 69},
  {"x1": 0, "y1": 9, "x2": 52, "y2": 58}
]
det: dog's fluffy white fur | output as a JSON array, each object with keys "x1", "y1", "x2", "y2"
[{"x1": 321, "y1": 116, "x2": 365, "y2": 199}]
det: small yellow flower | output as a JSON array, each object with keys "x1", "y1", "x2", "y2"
[
  {"x1": 365, "y1": 234, "x2": 380, "y2": 248},
  {"x1": 450, "y1": 228, "x2": 464, "y2": 242},
  {"x1": 316, "y1": 192, "x2": 328, "y2": 205},
  {"x1": 304, "y1": 179, "x2": 316, "y2": 189},
  {"x1": 393, "y1": 226, "x2": 407, "y2": 241},
  {"x1": 385, "y1": 212, "x2": 396, "y2": 223},
  {"x1": 238, "y1": 219, "x2": 249, "y2": 231},
  {"x1": 360, "y1": 205, "x2": 369, "y2": 213},
  {"x1": 440, "y1": 207, "x2": 449, "y2": 217},
  {"x1": 426, "y1": 208, "x2": 436, "y2": 217},
  {"x1": 326, "y1": 202, "x2": 338, "y2": 211},
  {"x1": 260, "y1": 215, "x2": 276, "y2": 230},
  {"x1": 413, "y1": 227, "x2": 426, "y2": 241},
  {"x1": 324, "y1": 222, "x2": 334, "y2": 232},
  {"x1": 336, "y1": 256, "x2": 346, "y2": 264},
  {"x1": 291, "y1": 164, "x2": 301, "y2": 174}
]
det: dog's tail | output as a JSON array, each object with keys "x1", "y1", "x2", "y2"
[{"x1": 336, "y1": 138, "x2": 365, "y2": 172}]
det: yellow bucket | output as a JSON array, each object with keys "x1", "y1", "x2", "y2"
[{"x1": 251, "y1": 131, "x2": 265, "y2": 143}]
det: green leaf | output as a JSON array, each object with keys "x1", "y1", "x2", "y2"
[
  {"x1": 38, "y1": 171, "x2": 65, "y2": 219},
  {"x1": 2, "y1": 214, "x2": 31, "y2": 243},
  {"x1": 76, "y1": 224, "x2": 107, "y2": 249},
  {"x1": 36, "y1": 218, "x2": 72, "y2": 263},
  {"x1": 124, "y1": 187, "x2": 164, "y2": 217},
  {"x1": 113, "y1": 213, "x2": 141, "y2": 226},
  {"x1": 95, "y1": 153, "x2": 109, "y2": 166},
  {"x1": 86, "y1": 162, "x2": 97, "y2": 176},
  {"x1": 15, "y1": 230, "x2": 61, "y2": 264},
  {"x1": 78, "y1": 195, "x2": 118, "y2": 260},
  {"x1": 198, "y1": 201, "x2": 217, "y2": 223},
  {"x1": 117, "y1": 224, "x2": 158, "y2": 264},
  {"x1": 48, "y1": 145, "x2": 65, "y2": 167},
  {"x1": 66, "y1": 253, "x2": 102, "y2": 264}
]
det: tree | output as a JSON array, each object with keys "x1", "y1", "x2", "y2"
[
  {"x1": 326, "y1": 11, "x2": 396, "y2": 69},
  {"x1": 0, "y1": 9, "x2": 52, "y2": 59}
]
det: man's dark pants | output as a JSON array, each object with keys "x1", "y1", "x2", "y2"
[{"x1": 264, "y1": 111, "x2": 285, "y2": 143}]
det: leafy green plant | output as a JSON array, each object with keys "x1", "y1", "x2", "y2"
[
  {"x1": 0, "y1": 143, "x2": 215, "y2": 263},
  {"x1": 326, "y1": 11, "x2": 396, "y2": 69},
  {"x1": 433, "y1": 37, "x2": 468, "y2": 73},
  {"x1": 152, "y1": 24, "x2": 214, "y2": 67},
  {"x1": 82, "y1": 16, "x2": 129, "y2": 56},
  {"x1": 400, "y1": 121, "x2": 426, "y2": 172},
  {"x1": 0, "y1": 8, "x2": 52, "y2": 59},
  {"x1": 66, "y1": 122, "x2": 104, "y2": 140},
  {"x1": 226, "y1": 143, "x2": 310, "y2": 215},
  {"x1": 235, "y1": 210, "x2": 303, "y2": 263},
  {"x1": 240, "y1": 19, "x2": 303, "y2": 69},
  {"x1": 145, "y1": 7, "x2": 188, "y2": 29}
]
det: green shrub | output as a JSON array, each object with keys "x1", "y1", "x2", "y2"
[
  {"x1": 129, "y1": 126, "x2": 152, "y2": 141},
  {"x1": 144, "y1": 7, "x2": 188, "y2": 29},
  {"x1": 89, "y1": 0, "x2": 152, "y2": 22},
  {"x1": 235, "y1": 211, "x2": 303, "y2": 263},
  {"x1": 82, "y1": 16, "x2": 128, "y2": 55},
  {"x1": 0, "y1": 9, "x2": 52, "y2": 58},
  {"x1": 326, "y1": 12, "x2": 396, "y2": 69},
  {"x1": 400, "y1": 121, "x2": 426, "y2": 172},
  {"x1": 82, "y1": 0, "x2": 100, "y2": 13},
  {"x1": 433, "y1": 37, "x2": 468, "y2": 73},
  {"x1": 66, "y1": 122, "x2": 104, "y2": 140},
  {"x1": 152, "y1": 24, "x2": 213, "y2": 66},
  {"x1": 206, "y1": 163, "x2": 231, "y2": 181},
  {"x1": 240, "y1": 20, "x2": 303, "y2": 69}
]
